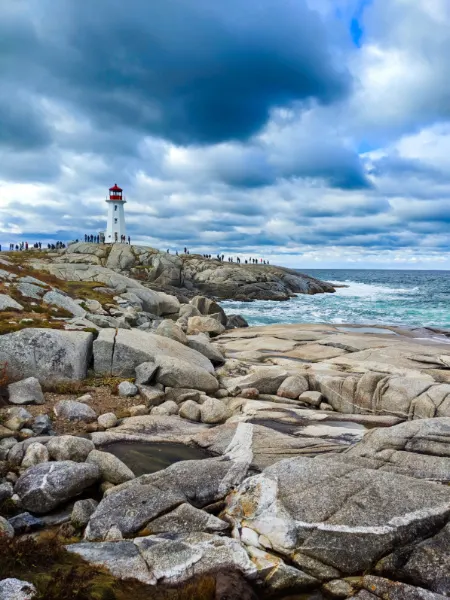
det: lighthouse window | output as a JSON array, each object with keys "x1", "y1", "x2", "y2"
[
  {"x1": 114, "y1": 218, "x2": 118, "y2": 224},
  {"x1": 114, "y1": 205, "x2": 117, "y2": 211}
]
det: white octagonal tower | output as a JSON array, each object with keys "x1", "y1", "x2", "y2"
[{"x1": 105, "y1": 183, "x2": 127, "y2": 243}]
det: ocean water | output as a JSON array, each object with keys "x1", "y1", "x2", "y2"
[{"x1": 222, "y1": 269, "x2": 450, "y2": 329}]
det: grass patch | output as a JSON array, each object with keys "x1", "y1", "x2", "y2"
[
  {"x1": 0, "y1": 535, "x2": 220, "y2": 600},
  {"x1": 42, "y1": 375, "x2": 132, "y2": 395}
]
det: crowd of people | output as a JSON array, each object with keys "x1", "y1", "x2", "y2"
[
  {"x1": 165, "y1": 248, "x2": 270, "y2": 265},
  {"x1": 3, "y1": 241, "x2": 67, "y2": 251},
  {"x1": 83, "y1": 233, "x2": 131, "y2": 244},
  {"x1": 1, "y1": 238, "x2": 269, "y2": 265}
]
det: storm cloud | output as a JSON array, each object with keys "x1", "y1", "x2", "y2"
[{"x1": 1, "y1": 0, "x2": 450, "y2": 268}]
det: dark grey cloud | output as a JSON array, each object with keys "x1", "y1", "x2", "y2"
[{"x1": 0, "y1": 0, "x2": 350, "y2": 149}]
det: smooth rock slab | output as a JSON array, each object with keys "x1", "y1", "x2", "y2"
[
  {"x1": 7, "y1": 378, "x2": 44, "y2": 406},
  {"x1": 15, "y1": 460, "x2": 100, "y2": 514},
  {"x1": 224, "y1": 455, "x2": 450, "y2": 575},
  {"x1": 0, "y1": 329, "x2": 93, "y2": 382},
  {"x1": 343, "y1": 417, "x2": 450, "y2": 482}
]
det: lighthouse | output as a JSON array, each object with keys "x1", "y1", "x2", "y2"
[{"x1": 105, "y1": 184, "x2": 126, "y2": 243}]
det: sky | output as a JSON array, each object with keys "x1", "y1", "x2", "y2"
[{"x1": 1, "y1": 0, "x2": 450, "y2": 269}]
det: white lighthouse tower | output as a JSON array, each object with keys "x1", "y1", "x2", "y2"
[{"x1": 105, "y1": 183, "x2": 126, "y2": 243}]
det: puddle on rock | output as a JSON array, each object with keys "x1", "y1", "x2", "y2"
[{"x1": 104, "y1": 442, "x2": 212, "y2": 477}]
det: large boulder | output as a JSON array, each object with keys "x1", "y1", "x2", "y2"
[
  {"x1": 46, "y1": 435, "x2": 94, "y2": 462},
  {"x1": 187, "y1": 334, "x2": 225, "y2": 366},
  {"x1": 0, "y1": 329, "x2": 93, "y2": 382},
  {"x1": 200, "y1": 398, "x2": 231, "y2": 424},
  {"x1": 53, "y1": 400, "x2": 97, "y2": 422},
  {"x1": 224, "y1": 455, "x2": 450, "y2": 577},
  {"x1": 190, "y1": 296, "x2": 227, "y2": 326},
  {"x1": 156, "y1": 319, "x2": 188, "y2": 345},
  {"x1": 15, "y1": 461, "x2": 100, "y2": 514},
  {"x1": 94, "y1": 329, "x2": 218, "y2": 393},
  {"x1": 228, "y1": 366, "x2": 289, "y2": 395},
  {"x1": 187, "y1": 316, "x2": 226, "y2": 337},
  {"x1": 86, "y1": 450, "x2": 135, "y2": 485},
  {"x1": 7, "y1": 378, "x2": 44, "y2": 405}
]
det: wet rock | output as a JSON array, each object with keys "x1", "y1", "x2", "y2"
[
  {"x1": 15, "y1": 460, "x2": 100, "y2": 514},
  {"x1": 187, "y1": 316, "x2": 226, "y2": 337},
  {"x1": 7, "y1": 378, "x2": 44, "y2": 406},
  {"x1": 277, "y1": 375, "x2": 308, "y2": 399},
  {"x1": 86, "y1": 449, "x2": 135, "y2": 485},
  {"x1": 0, "y1": 329, "x2": 93, "y2": 382},
  {"x1": 47, "y1": 435, "x2": 94, "y2": 462},
  {"x1": 53, "y1": 400, "x2": 97, "y2": 422},
  {"x1": 0, "y1": 579, "x2": 37, "y2": 600},
  {"x1": 201, "y1": 398, "x2": 231, "y2": 424},
  {"x1": 97, "y1": 413, "x2": 118, "y2": 429},
  {"x1": 21, "y1": 442, "x2": 49, "y2": 469},
  {"x1": 179, "y1": 400, "x2": 201, "y2": 422},
  {"x1": 118, "y1": 381, "x2": 138, "y2": 397},
  {"x1": 71, "y1": 499, "x2": 99, "y2": 529}
]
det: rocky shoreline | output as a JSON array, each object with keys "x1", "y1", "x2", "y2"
[
  {"x1": 35, "y1": 242, "x2": 336, "y2": 301},
  {"x1": 0, "y1": 249, "x2": 449, "y2": 600}
]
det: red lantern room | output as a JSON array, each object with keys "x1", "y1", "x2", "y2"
[{"x1": 109, "y1": 183, "x2": 123, "y2": 201}]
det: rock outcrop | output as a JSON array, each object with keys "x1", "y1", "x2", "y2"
[{"x1": 38, "y1": 242, "x2": 335, "y2": 301}]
